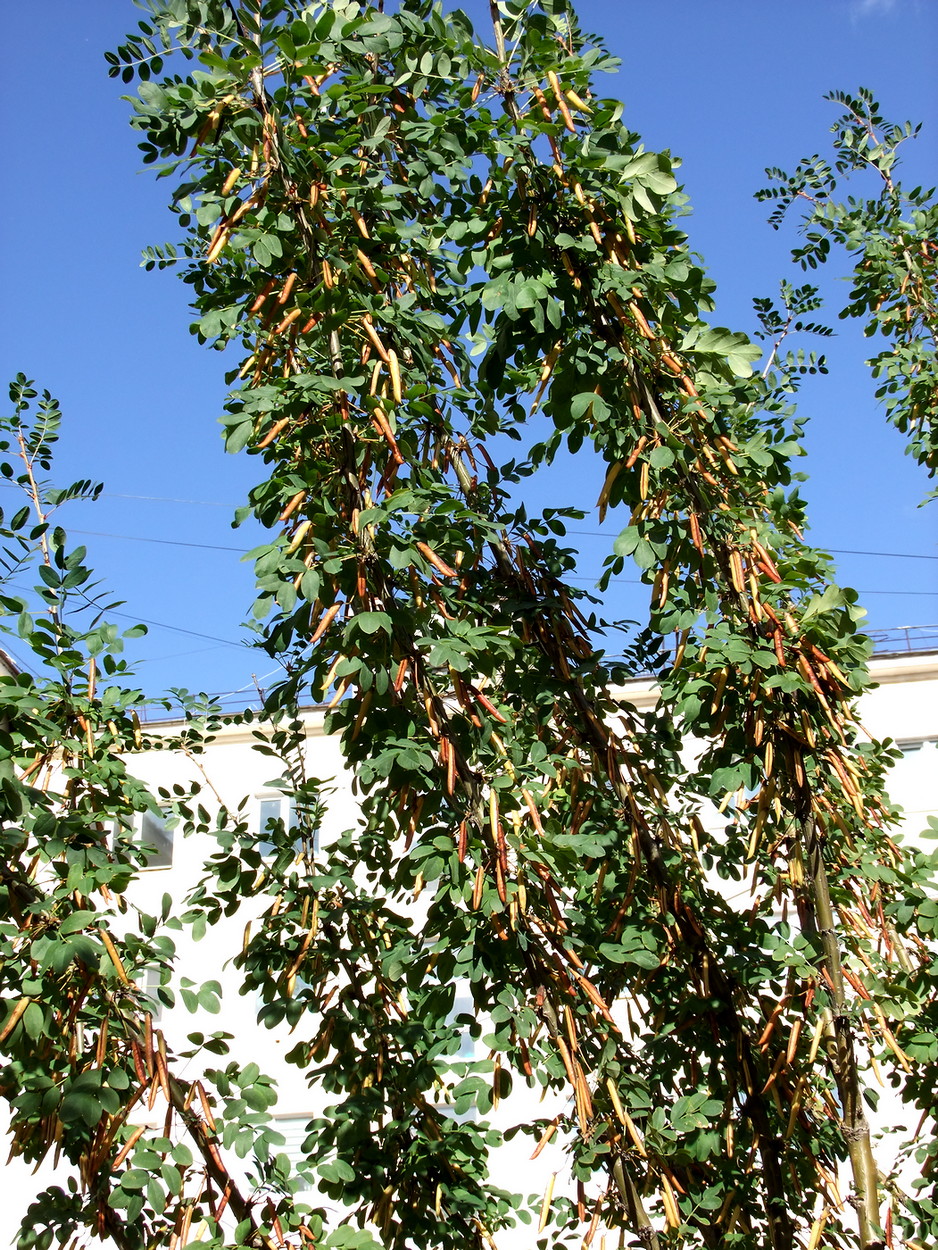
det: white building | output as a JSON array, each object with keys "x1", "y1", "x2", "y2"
[{"x1": 2, "y1": 649, "x2": 936, "y2": 1247}]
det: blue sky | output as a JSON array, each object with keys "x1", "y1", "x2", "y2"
[{"x1": 1, "y1": 0, "x2": 936, "y2": 702}]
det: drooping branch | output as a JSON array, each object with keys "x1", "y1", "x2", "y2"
[{"x1": 95, "y1": 5, "x2": 938, "y2": 1248}]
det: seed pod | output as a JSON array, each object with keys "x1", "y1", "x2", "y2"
[
  {"x1": 349, "y1": 207, "x2": 370, "y2": 239},
  {"x1": 709, "y1": 667, "x2": 728, "y2": 715},
  {"x1": 99, "y1": 928, "x2": 129, "y2": 984},
  {"x1": 356, "y1": 248, "x2": 381, "y2": 290},
  {"x1": 110, "y1": 1124, "x2": 147, "y2": 1172},
  {"x1": 221, "y1": 166, "x2": 241, "y2": 195},
  {"x1": 559, "y1": 250, "x2": 581, "y2": 287},
  {"x1": 393, "y1": 657, "x2": 409, "y2": 692},
  {"x1": 786, "y1": 1016, "x2": 803, "y2": 1065},
  {"x1": 326, "y1": 677, "x2": 351, "y2": 709},
  {"x1": 530, "y1": 1117, "x2": 559, "y2": 1160},
  {"x1": 255, "y1": 416, "x2": 290, "y2": 451},
  {"x1": 205, "y1": 227, "x2": 231, "y2": 264},
  {"x1": 361, "y1": 316, "x2": 390, "y2": 362},
  {"x1": 388, "y1": 349, "x2": 403, "y2": 404},
  {"x1": 521, "y1": 787, "x2": 543, "y2": 832},
  {"x1": 546, "y1": 72, "x2": 576, "y2": 132},
  {"x1": 806, "y1": 1211, "x2": 829, "y2": 1250},
  {"x1": 538, "y1": 1173, "x2": 557, "y2": 1232},
  {"x1": 277, "y1": 272, "x2": 298, "y2": 305},
  {"x1": 311, "y1": 603, "x2": 341, "y2": 646},
  {"x1": 539, "y1": 342, "x2": 562, "y2": 383},
  {"x1": 445, "y1": 737, "x2": 456, "y2": 794},
  {"x1": 196, "y1": 1081, "x2": 218, "y2": 1133},
  {"x1": 625, "y1": 434, "x2": 648, "y2": 469},
  {"x1": 729, "y1": 550, "x2": 746, "y2": 594},
  {"x1": 0, "y1": 998, "x2": 30, "y2": 1045},
  {"x1": 606, "y1": 1078, "x2": 628, "y2": 1128},
  {"x1": 279, "y1": 489, "x2": 306, "y2": 521},
  {"x1": 471, "y1": 864, "x2": 485, "y2": 910},
  {"x1": 416, "y1": 541, "x2": 457, "y2": 578},
  {"x1": 249, "y1": 279, "x2": 277, "y2": 314},
  {"x1": 370, "y1": 407, "x2": 404, "y2": 464},
  {"x1": 596, "y1": 461, "x2": 622, "y2": 521},
  {"x1": 628, "y1": 301, "x2": 656, "y2": 340},
  {"x1": 274, "y1": 307, "x2": 302, "y2": 335},
  {"x1": 661, "y1": 1175, "x2": 680, "y2": 1228},
  {"x1": 772, "y1": 628, "x2": 786, "y2": 667},
  {"x1": 565, "y1": 89, "x2": 592, "y2": 114}
]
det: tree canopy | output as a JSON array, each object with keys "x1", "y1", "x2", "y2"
[{"x1": 2, "y1": 3, "x2": 937, "y2": 1250}]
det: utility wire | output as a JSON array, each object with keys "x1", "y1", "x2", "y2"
[
  {"x1": 565, "y1": 531, "x2": 938, "y2": 562},
  {"x1": 104, "y1": 607, "x2": 248, "y2": 648},
  {"x1": 827, "y1": 549, "x2": 937, "y2": 562},
  {"x1": 0, "y1": 483, "x2": 234, "y2": 508},
  {"x1": 560, "y1": 576, "x2": 937, "y2": 596},
  {"x1": 71, "y1": 528, "x2": 245, "y2": 554},
  {"x1": 3, "y1": 482, "x2": 932, "y2": 563},
  {"x1": 0, "y1": 640, "x2": 41, "y2": 678},
  {"x1": 3, "y1": 579, "x2": 248, "y2": 650},
  {"x1": 4, "y1": 523, "x2": 932, "y2": 652},
  {"x1": 58, "y1": 528, "x2": 938, "y2": 591}
]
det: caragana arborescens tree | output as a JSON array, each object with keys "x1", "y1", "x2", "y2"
[
  {"x1": 4, "y1": 4, "x2": 938, "y2": 1250},
  {"x1": 0, "y1": 379, "x2": 287, "y2": 1250},
  {"x1": 758, "y1": 88, "x2": 938, "y2": 486}
]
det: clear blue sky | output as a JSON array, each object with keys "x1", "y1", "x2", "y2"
[{"x1": 1, "y1": 0, "x2": 936, "y2": 703}]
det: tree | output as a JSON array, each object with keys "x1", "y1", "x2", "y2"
[
  {"x1": 757, "y1": 87, "x2": 938, "y2": 488},
  {"x1": 2, "y1": 4, "x2": 937, "y2": 1250}
]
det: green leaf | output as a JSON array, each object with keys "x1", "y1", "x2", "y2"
[
  {"x1": 613, "y1": 526, "x2": 640, "y2": 557},
  {"x1": 58, "y1": 910, "x2": 98, "y2": 935},
  {"x1": 801, "y1": 584, "x2": 846, "y2": 621},
  {"x1": 350, "y1": 611, "x2": 392, "y2": 636}
]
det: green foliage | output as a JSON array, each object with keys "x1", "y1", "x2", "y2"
[
  {"x1": 2, "y1": 10, "x2": 937, "y2": 1250},
  {"x1": 758, "y1": 86, "x2": 938, "y2": 484},
  {"x1": 0, "y1": 381, "x2": 302, "y2": 1250},
  {"x1": 103, "y1": 5, "x2": 938, "y2": 1248}
]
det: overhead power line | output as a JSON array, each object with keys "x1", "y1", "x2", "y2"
[
  {"x1": 827, "y1": 548, "x2": 938, "y2": 562},
  {"x1": 3, "y1": 578, "x2": 247, "y2": 650},
  {"x1": 72, "y1": 528, "x2": 245, "y2": 554},
  {"x1": 48, "y1": 526, "x2": 938, "y2": 598},
  {"x1": 105, "y1": 607, "x2": 248, "y2": 648},
  {"x1": 3, "y1": 482, "x2": 933, "y2": 563},
  {"x1": 561, "y1": 576, "x2": 937, "y2": 596},
  {"x1": 565, "y1": 530, "x2": 938, "y2": 562},
  {"x1": 65, "y1": 525, "x2": 938, "y2": 575},
  {"x1": 78, "y1": 522, "x2": 938, "y2": 569},
  {"x1": 0, "y1": 483, "x2": 234, "y2": 509},
  {"x1": 4, "y1": 522, "x2": 932, "y2": 655}
]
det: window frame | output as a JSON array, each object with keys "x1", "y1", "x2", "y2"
[
  {"x1": 256, "y1": 793, "x2": 319, "y2": 859},
  {"x1": 113, "y1": 807, "x2": 175, "y2": 870}
]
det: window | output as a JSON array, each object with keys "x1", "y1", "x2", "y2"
[
  {"x1": 440, "y1": 987, "x2": 480, "y2": 1123},
  {"x1": 270, "y1": 1115, "x2": 315, "y2": 1190},
  {"x1": 450, "y1": 989, "x2": 478, "y2": 1061},
  {"x1": 114, "y1": 809, "x2": 174, "y2": 869},
  {"x1": 138, "y1": 809, "x2": 174, "y2": 868},
  {"x1": 142, "y1": 966, "x2": 165, "y2": 1021},
  {"x1": 258, "y1": 796, "x2": 318, "y2": 858}
]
